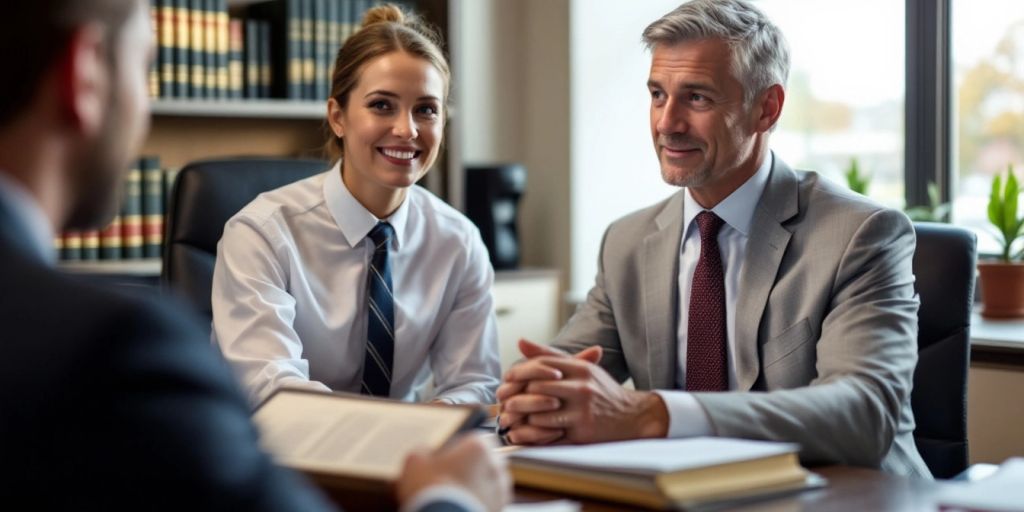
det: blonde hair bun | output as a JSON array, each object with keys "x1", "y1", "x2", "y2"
[{"x1": 361, "y1": 4, "x2": 406, "y2": 28}]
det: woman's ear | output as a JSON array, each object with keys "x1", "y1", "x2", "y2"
[{"x1": 326, "y1": 97, "x2": 345, "y2": 138}]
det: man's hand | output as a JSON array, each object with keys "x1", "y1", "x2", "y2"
[
  {"x1": 396, "y1": 434, "x2": 511, "y2": 512},
  {"x1": 496, "y1": 340, "x2": 601, "y2": 444},
  {"x1": 499, "y1": 340, "x2": 669, "y2": 445}
]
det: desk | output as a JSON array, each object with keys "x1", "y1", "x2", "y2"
[{"x1": 514, "y1": 466, "x2": 943, "y2": 511}]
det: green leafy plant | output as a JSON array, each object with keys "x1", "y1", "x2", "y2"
[
  {"x1": 905, "y1": 182, "x2": 951, "y2": 222},
  {"x1": 987, "y1": 164, "x2": 1024, "y2": 262},
  {"x1": 845, "y1": 158, "x2": 871, "y2": 196}
]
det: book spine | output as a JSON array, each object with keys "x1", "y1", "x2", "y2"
[
  {"x1": 164, "y1": 168, "x2": 181, "y2": 209},
  {"x1": 203, "y1": 0, "x2": 218, "y2": 99},
  {"x1": 189, "y1": 0, "x2": 205, "y2": 98},
  {"x1": 149, "y1": 0, "x2": 161, "y2": 98},
  {"x1": 286, "y1": 0, "x2": 301, "y2": 99},
  {"x1": 314, "y1": 0, "x2": 328, "y2": 100},
  {"x1": 53, "y1": 235, "x2": 63, "y2": 259},
  {"x1": 244, "y1": 18, "x2": 259, "y2": 98},
  {"x1": 217, "y1": 0, "x2": 230, "y2": 99},
  {"x1": 341, "y1": 0, "x2": 354, "y2": 45},
  {"x1": 121, "y1": 166, "x2": 144, "y2": 260},
  {"x1": 174, "y1": 0, "x2": 190, "y2": 97},
  {"x1": 326, "y1": 0, "x2": 339, "y2": 87},
  {"x1": 62, "y1": 231, "x2": 82, "y2": 261},
  {"x1": 141, "y1": 156, "x2": 164, "y2": 259},
  {"x1": 81, "y1": 230, "x2": 100, "y2": 261},
  {"x1": 300, "y1": 0, "x2": 314, "y2": 100},
  {"x1": 259, "y1": 20, "x2": 272, "y2": 98},
  {"x1": 99, "y1": 217, "x2": 122, "y2": 260},
  {"x1": 159, "y1": 0, "x2": 176, "y2": 97},
  {"x1": 229, "y1": 18, "x2": 244, "y2": 99}
]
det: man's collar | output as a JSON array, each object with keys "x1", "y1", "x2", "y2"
[
  {"x1": 323, "y1": 162, "x2": 409, "y2": 250},
  {"x1": 0, "y1": 171, "x2": 57, "y2": 265},
  {"x1": 683, "y1": 151, "x2": 773, "y2": 238}
]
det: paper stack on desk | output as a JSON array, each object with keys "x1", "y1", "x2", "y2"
[
  {"x1": 509, "y1": 437, "x2": 821, "y2": 510},
  {"x1": 938, "y1": 458, "x2": 1024, "y2": 512}
]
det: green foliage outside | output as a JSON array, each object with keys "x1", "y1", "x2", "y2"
[
  {"x1": 988, "y1": 164, "x2": 1024, "y2": 262},
  {"x1": 905, "y1": 182, "x2": 951, "y2": 223},
  {"x1": 844, "y1": 158, "x2": 870, "y2": 196}
]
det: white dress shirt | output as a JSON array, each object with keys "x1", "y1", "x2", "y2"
[
  {"x1": 212, "y1": 164, "x2": 501, "y2": 406},
  {"x1": 0, "y1": 172, "x2": 56, "y2": 265},
  {"x1": 655, "y1": 153, "x2": 772, "y2": 437}
]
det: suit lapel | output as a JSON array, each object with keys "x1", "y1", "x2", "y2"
[
  {"x1": 734, "y1": 157, "x2": 799, "y2": 390},
  {"x1": 642, "y1": 191, "x2": 685, "y2": 390}
]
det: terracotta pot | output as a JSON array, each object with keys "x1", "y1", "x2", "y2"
[{"x1": 977, "y1": 261, "x2": 1024, "y2": 318}]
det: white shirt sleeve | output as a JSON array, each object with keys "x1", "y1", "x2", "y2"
[
  {"x1": 400, "y1": 484, "x2": 485, "y2": 512},
  {"x1": 211, "y1": 215, "x2": 330, "y2": 406},
  {"x1": 428, "y1": 231, "x2": 501, "y2": 404},
  {"x1": 653, "y1": 390, "x2": 715, "y2": 438}
]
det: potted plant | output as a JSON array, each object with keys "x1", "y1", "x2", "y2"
[
  {"x1": 845, "y1": 157, "x2": 870, "y2": 196},
  {"x1": 977, "y1": 164, "x2": 1024, "y2": 318},
  {"x1": 905, "y1": 182, "x2": 951, "y2": 222}
]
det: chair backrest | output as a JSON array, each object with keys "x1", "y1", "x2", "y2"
[
  {"x1": 911, "y1": 222, "x2": 977, "y2": 478},
  {"x1": 161, "y1": 157, "x2": 326, "y2": 325}
]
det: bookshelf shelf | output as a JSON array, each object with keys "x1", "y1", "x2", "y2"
[
  {"x1": 151, "y1": 99, "x2": 325, "y2": 119},
  {"x1": 59, "y1": 259, "x2": 162, "y2": 277}
]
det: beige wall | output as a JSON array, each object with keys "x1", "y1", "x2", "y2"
[
  {"x1": 968, "y1": 362, "x2": 1024, "y2": 464},
  {"x1": 453, "y1": 0, "x2": 572, "y2": 316}
]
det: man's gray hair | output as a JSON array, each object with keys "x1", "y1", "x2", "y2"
[{"x1": 642, "y1": 0, "x2": 790, "y2": 105}]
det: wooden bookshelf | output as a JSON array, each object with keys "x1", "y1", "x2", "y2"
[
  {"x1": 59, "y1": 259, "x2": 163, "y2": 277},
  {"x1": 63, "y1": 0, "x2": 456, "y2": 278},
  {"x1": 152, "y1": 99, "x2": 325, "y2": 119}
]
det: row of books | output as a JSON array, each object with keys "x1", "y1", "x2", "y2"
[
  {"x1": 56, "y1": 158, "x2": 178, "y2": 262},
  {"x1": 148, "y1": 0, "x2": 407, "y2": 101}
]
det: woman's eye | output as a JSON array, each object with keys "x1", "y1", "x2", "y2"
[
  {"x1": 369, "y1": 100, "x2": 391, "y2": 112},
  {"x1": 417, "y1": 105, "x2": 439, "y2": 116}
]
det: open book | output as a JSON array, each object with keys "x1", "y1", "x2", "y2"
[
  {"x1": 510, "y1": 437, "x2": 821, "y2": 510},
  {"x1": 253, "y1": 388, "x2": 485, "y2": 508}
]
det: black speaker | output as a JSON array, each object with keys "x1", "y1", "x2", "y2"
[{"x1": 465, "y1": 164, "x2": 526, "y2": 270}]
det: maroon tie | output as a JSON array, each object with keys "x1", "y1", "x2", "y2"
[{"x1": 685, "y1": 211, "x2": 728, "y2": 392}]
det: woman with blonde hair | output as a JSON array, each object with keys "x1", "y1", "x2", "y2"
[{"x1": 211, "y1": 4, "x2": 500, "y2": 406}]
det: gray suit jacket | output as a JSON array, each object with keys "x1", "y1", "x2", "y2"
[{"x1": 553, "y1": 157, "x2": 931, "y2": 477}]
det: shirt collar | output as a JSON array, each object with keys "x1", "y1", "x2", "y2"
[
  {"x1": 323, "y1": 161, "x2": 409, "y2": 250},
  {"x1": 683, "y1": 151, "x2": 773, "y2": 238},
  {"x1": 0, "y1": 171, "x2": 57, "y2": 265}
]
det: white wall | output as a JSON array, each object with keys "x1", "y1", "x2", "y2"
[{"x1": 568, "y1": 0, "x2": 680, "y2": 298}]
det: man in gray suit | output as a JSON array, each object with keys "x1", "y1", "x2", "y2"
[{"x1": 498, "y1": 0, "x2": 930, "y2": 478}]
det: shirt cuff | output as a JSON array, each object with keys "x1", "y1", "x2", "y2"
[
  {"x1": 400, "y1": 484, "x2": 486, "y2": 512},
  {"x1": 652, "y1": 390, "x2": 714, "y2": 438},
  {"x1": 433, "y1": 387, "x2": 488, "y2": 405}
]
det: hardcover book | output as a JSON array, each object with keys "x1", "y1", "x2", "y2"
[{"x1": 254, "y1": 389, "x2": 485, "y2": 509}]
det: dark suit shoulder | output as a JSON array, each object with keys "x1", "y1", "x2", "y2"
[{"x1": 0, "y1": 250, "x2": 332, "y2": 511}]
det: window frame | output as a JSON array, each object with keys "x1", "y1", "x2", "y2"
[{"x1": 905, "y1": 0, "x2": 952, "y2": 209}]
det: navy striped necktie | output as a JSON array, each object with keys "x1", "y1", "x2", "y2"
[{"x1": 361, "y1": 222, "x2": 395, "y2": 397}]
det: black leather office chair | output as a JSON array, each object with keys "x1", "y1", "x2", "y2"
[
  {"x1": 162, "y1": 157, "x2": 327, "y2": 326},
  {"x1": 910, "y1": 222, "x2": 977, "y2": 479}
]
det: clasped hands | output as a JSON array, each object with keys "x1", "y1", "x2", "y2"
[{"x1": 496, "y1": 339, "x2": 670, "y2": 445}]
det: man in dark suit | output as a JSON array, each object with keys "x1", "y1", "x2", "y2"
[{"x1": 0, "y1": 1, "x2": 509, "y2": 510}]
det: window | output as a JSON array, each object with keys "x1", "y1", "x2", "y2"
[
  {"x1": 756, "y1": 0, "x2": 906, "y2": 208},
  {"x1": 951, "y1": 0, "x2": 1024, "y2": 255}
]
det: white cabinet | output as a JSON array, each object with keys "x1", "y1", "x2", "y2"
[{"x1": 492, "y1": 269, "x2": 560, "y2": 373}]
